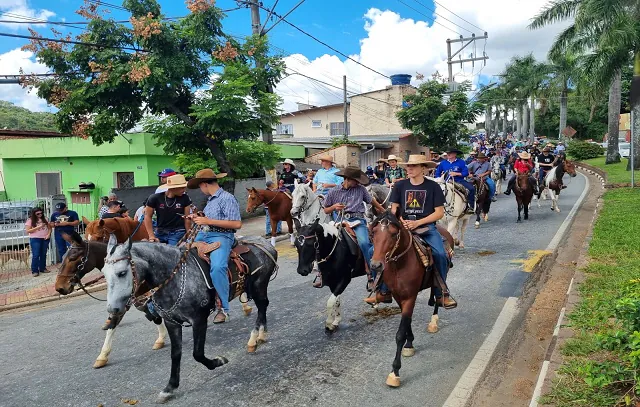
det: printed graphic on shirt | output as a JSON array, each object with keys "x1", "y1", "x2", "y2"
[
  {"x1": 56, "y1": 214, "x2": 71, "y2": 223},
  {"x1": 405, "y1": 190, "x2": 426, "y2": 214}
]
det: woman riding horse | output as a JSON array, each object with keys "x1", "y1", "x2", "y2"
[{"x1": 504, "y1": 151, "x2": 538, "y2": 196}]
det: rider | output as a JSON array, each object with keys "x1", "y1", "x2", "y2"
[
  {"x1": 322, "y1": 166, "x2": 384, "y2": 293},
  {"x1": 537, "y1": 146, "x2": 555, "y2": 187},
  {"x1": 155, "y1": 168, "x2": 177, "y2": 193},
  {"x1": 279, "y1": 159, "x2": 304, "y2": 193},
  {"x1": 365, "y1": 165, "x2": 375, "y2": 182},
  {"x1": 187, "y1": 168, "x2": 242, "y2": 324},
  {"x1": 467, "y1": 152, "x2": 496, "y2": 202},
  {"x1": 387, "y1": 155, "x2": 457, "y2": 308},
  {"x1": 384, "y1": 154, "x2": 407, "y2": 186},
  {"x1": 144, "y1": 174, "x2": 192, "y2": 245},
  {"x1": 465, "y1": 150, "x2": 477, "y2": 165},
  {"x1": 373, "y1": 159, "x2": 387, "y2": 184},
  {"x1": 435, "y1": 147, "x2": 475, "y2": 214},
  {"x1": 504, "y1": 152, "x2": 539, "y2": 195},
  {"x1": 313, "y1": 155, "x2": 343, "y2": 197}
]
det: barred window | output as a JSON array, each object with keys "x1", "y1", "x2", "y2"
[{"x1": 329, "y1": 122, "x2": 350, "y2": 136}]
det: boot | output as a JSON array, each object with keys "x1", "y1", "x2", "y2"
[
  {"x1": 312, "y1": 272, "x2": 323, "y2": 288},
  {"x1": 504, "y1": 181, "x2": 513, "y2": 195},
  {"x1": 364, "y1": 291, "x2": 392, "y2": 305},
  {"x1": 435, "y1": 295, "x2": 458, "y2": 309}
]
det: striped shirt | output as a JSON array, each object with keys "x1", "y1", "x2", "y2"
[
  {"x1": 203, "y1": 188, "x2": 241, "y2": 232},
  {"x1": 324, "y1": 184, "x2": 372, "y2": 214}
]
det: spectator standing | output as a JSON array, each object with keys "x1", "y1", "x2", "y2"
[
  {"x1": 50, "y1": 202, "x2": 80, "y2": 262},
  {"x1": 25, "y1": 207, "x2": 51, "y2": 277},
  {"x1": 155, "y1": 168, "x2": 177, "y2": 193},
  {"x1": 98, "y1": 193, "x2": 117, "y2": 219}
]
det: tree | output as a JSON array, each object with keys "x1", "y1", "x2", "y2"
[
  {"x1": 396, "y1": 80, "x2": 482, "y2": 151},
  {"x1": 22, "y1": 0, "x2": 285, "y2": 189},
  {"x1": 0, "y1": 101, "x2": 57, "y2": 131},
  {"x1": 547, "y1": 53, "x2": 580, "y2": 141}
]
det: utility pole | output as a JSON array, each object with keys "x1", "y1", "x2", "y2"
[
  {"x1": 446, "y1": 33, "x2": 489, "y2": 90},
  {"x1": 249, "y1": 0, "x2": 261, "y2": 35},
  {"x1": 343, "y1": 75, "x2": 348, "y2": 138}
]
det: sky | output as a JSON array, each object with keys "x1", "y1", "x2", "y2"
[{"x1": 0, "y1": 0, "x2": 569, "y2": 113}]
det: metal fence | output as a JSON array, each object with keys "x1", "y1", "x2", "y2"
[{"x1": 0, "y1": 197, "x2": 88, "y2": 272}]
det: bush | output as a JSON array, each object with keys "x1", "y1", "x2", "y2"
[{"x1": 566, "y1": 140, "x2": 604, "y2": 160}]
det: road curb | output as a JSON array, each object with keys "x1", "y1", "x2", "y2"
[{"x1": 0, "y1": 283, "x2": 107, "y2": 313}]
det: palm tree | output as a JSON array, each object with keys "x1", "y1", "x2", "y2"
[{"x1": 547, "y1": 53, "x2": 580, "y2": 141}]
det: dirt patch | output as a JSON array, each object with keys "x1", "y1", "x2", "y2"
[
  {"x1": 362, "y1": 306, "x2": 401, "y2": 323},
  {"x1": 477, "y1": 250, "x2": 496, "y2": 256},
  {"x1": 470, "y1": 171, "x2": 604, "y2": 407}
]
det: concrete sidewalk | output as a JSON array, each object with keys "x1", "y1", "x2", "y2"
[{"x1": 236, "y1": 214, "x2": 291, "y2": 243}]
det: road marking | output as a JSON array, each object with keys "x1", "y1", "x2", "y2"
[
  {"x1": 566, "y1": 277, "x2": 574, "y2": 295},
  {"x1": 443, "y1": 171, "x2": 591, "y2": 407},
  {"x1": 511, "y1": 250, "x2": 552, "y2": 273}
]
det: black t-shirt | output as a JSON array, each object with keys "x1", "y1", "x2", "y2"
[
  {"x1": 538, "y1": 153, "x2": 555, "y2": 165},
  {"x1": 390, "y1": 178, "x2": 446, "y2": 221},
  {"x1": 146, "y1": 192, "x2": 192, "y2": 230},
  {"x1": 101, "y1": 212, "x2": 123, "y2": 219}
]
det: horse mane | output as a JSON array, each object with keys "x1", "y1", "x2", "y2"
[{"x1": 545, "y1": 166, "x2": 559, "y2": 185}]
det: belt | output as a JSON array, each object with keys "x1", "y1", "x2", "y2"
[
  {"x1": 201, "y1": 226, "x2": 235, "y2": 234},
  {"x1": 343, "y1": 212, "x2": 365, "y2": 219}
]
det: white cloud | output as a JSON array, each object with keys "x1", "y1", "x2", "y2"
[
  {"x1": 0, "y1": 48, "x2": 52, "y2": 112},
  {"x1": 276, "y1": 3, "x2": 570, "y2": 113},
  {"x1": 0, "y1": 0, "x2": 55, "y2": 30}
]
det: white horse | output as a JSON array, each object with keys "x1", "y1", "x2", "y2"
[
  {"x1": 490, "y1": 156, "x2": 503, "y2": 195},
  {"x1": 430, "y1": 176, "x2": 471, "y2": 249},
  {"x1": 291, "y1": 179, "x2": 331, "y2": 225}
]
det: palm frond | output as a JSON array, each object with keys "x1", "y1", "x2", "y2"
[
  {"x1": 529, "y1": 0, "x2": 582, "y2": 29},
  {"x1": 548, "y1": 24, "x2": 579, "y2": 57}
]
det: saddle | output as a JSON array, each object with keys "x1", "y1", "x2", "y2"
[
  {"x1": 453, "y1": 183, "x2": 469, "y2": 199},
  {"x1": 338, "y1": 223, "x2": 368, "y2": 278},
  {"x1": 283, "y1": 191, "x2": 293, "y2": 200},
  {"x1": 410, "y1": 227, "x2": 454, "y2": 293}
]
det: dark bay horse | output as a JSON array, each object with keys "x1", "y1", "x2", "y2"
[
  {"x1": 246, "y1": 188, "x2": 294, "y2": 246},
  {"x1": 55, "y1": 231, "x2": 168, "y2": 369},
  {"x1": 470, "y1": 177, "x2": 491, "y2": 228},
  {"x1": 514, "y1": 172, "x2": 534, "y2": 222},
  {"x1": 102, "y1": 235, "x2": 278, "y2": 403},
  {"x1": 540, "y1": 158, "x2": 577, "y2": 212},
  {"x1": 369, "y1": 211, "x2": 452, "y2": 387},
  {"x1": 294, "y1": 219, "x2": 367, "y2": 334},
  {"x1": 83, "y1": 216, "x2": 149, "y2": 242}
]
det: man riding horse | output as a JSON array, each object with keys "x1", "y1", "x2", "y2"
[
  {"x1": 390, "y1": 155, "x2": 456, "y2": 308},
  {"x1": 504, "y1": 152, "x2": 539, "y2": 196},
  {"x1": 435, "y1": 147, "x2": 475, "y2": 214},
  {"x1": 187, "y1": 168, "x2": 242, "y2": 324},
  {"x1": 467, "y1": 152, "x2": 496, "y2": 202},
  {"x1": 537, "y1": 147, "x2": 555, "y2": 187}
]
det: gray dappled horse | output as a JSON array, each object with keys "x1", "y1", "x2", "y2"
[
  {"x1": 366, "y1": 184, "x2": 393, "y2": 223},
  {"x1": 103, "y1": 235, "x2": 277, "y2": 403}
]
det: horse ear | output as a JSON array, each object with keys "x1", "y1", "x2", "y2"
[
  {"x1": 61, "y1": 232, "x2": 73, "y2": 244},
  {"x1": 99, "y1": 219, "x2": 105, "y2": 227},
  {"x1": 107, "y1": 233, "x2": 118, "y2": 252},
  {"x1": 313, "y1": 218, "x2": 320, "y2": 226},
  {"x1": 246, "y1": 188, "x2": 251, "y2": 192},
  {"x1": 82, "y1": 216, "x2": 90, "y2": 224},
  {"x1": 294, "y1": 179, "x2": 299, "y2": 186}
]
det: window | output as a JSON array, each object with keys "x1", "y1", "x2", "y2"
[
  {"x1": 311, "y1": 120, "x2": 322, "y2": 128},
  {"x1": 71, "y1": 192, "x2": 91, "y2": 204},
  {"x1": 330, "y1": 122, "x2": 350, "y2": 136},
  {"x1": 35, "y1": 172, "x2": 62, "y2": 197},
  {"x1": 276, "y1": 124, "x2": 293, "y2": 135},
  {"x1": 115, "y1": 172, "x2": 135, "y2": 188}
]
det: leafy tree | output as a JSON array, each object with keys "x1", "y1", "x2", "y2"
[
  {"x1": 536, "y1": 91, "x2": 608, "y2": 141},
  {"x1": 396, "y1": 80, "x2": 482, "y2": 151},
  {"x1": 0, "y1": 101, "x2": 57, "y2": 131},
  {"x1": 22, "y1": 0, "x2": 284, "y2": 191}
]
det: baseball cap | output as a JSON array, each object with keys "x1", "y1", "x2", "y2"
[
  {"x1": 55, "y1": 202, "x2": 67, "y2": 210},
  {"x1": 107, "y1": 200, "x2": 123, "y2": 208},
  {"x1": 158, "y1": 168, "x2": 177, "y2": 178}
]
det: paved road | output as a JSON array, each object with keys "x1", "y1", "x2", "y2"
[{"x1": 0, "y1": 175, "x2": 586, "y2": 407}]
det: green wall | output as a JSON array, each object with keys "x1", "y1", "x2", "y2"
[{"x1": 277, "y1": 144, "x2": 306, "y2": 159}]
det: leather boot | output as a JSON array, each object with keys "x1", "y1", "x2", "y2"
[
  {"x1": 436, "y1": 295, "x2": 458, "y2": 309},
  {"x1": 364, "y1": 291, "x2": 392, "y2": 305},
  {"x1": 312, "y1": 272, "x2": 323, "y2": 288}
]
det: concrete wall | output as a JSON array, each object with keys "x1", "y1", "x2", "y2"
[
  {"x1": 350, "y1": 85, "x2": 415, "y2": 136},
  {"x1": 278, "y1": 105, "x2": 347, "y2": 138},
  {"x1": 390, "y1": 135, "x2": 430, "y2": 162},
  {"x1": 305, "y1": 145, "x2": 360, "y2": 168}
]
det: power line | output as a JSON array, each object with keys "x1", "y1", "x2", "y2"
[
  {"x1": 432, "y1": 0, "x2": 485, "y2": 32},
  {"x1": 409, "y1": 0, "x2": 476, "y2": 35},
  {"x1": 0, "y1": 31, "x2": 146, "y2": 52},
  {"x1": 0, "y1": 12, "x2": 86, "y2": 30},
  {"x1": 396, "y1": 0, "x2": 462, "y2": 36}
]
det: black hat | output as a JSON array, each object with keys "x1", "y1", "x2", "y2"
[
  {"x1": 55, "y1": 202, "x2": 67, "y2": 210},
  {"x1": 107, "y1": 200, "x2": 123, "y2": 208},
  {"x1": 445, "y1": 147, "x2": 464, "y2": 155},
  {"x1": 335, "y1": 166, "x2": 370, "y2": 185}
]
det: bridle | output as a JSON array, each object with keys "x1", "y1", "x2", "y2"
[
  {"x1": 59, "y1": 243, "x2": 107, "y2": 301},
  {"x1": 291, "y1": 189, "x2": 319, "y2": 218},
  {"x1": 376, "y1": 217, "x2": 413, "y2": 263},
  {"x1": 296, "y1": 230, "x2": 340, "y2": 264}
]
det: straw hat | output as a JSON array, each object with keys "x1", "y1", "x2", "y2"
[
  {"x1": 318, "y1": 154, "x2": 335, "y2": 164},
  {"x1": 469, "y1": 151, "x2": 477, "y2": 155},
  {"x1": 384, "y1": 154, "x2": 403, "y2": 163},
  {"x1": 281, "y1": 158, "x2": 296, "y2": 168},
  {"x1": 186, "y1": 169, "x2": 227, "y2": 189},
  {"x1": 518, "y1": 152, "x2": 531, "y2": 160},
  {"x1": 160, "y1": 174, "x2": 188, "y2": 190},
  {"x1": 335, "y1": 166, "x2": 370, "y2": 185},
  {"x1": 542, "y1": 147, "x2": 551, "y2": 152},
  {"x1": 399, "y1": 154, "x2": 438, "y2": 168}
]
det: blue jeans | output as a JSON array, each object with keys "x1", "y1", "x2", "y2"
[
  {"x1": 155, "y1": 229, "x2": 186, "y2": 246},
  {"x1": 265, "y1": 209, "x2": 282, "y2": 234},
  {"x1": 485, "y1": 177, "x2": 496, "y2": 199},
  {"x1": 195, "y1": 231, "x2": 234, "y2": 313},
  {"x1": 30, "y1": 238, "x2": 49, "y2": 273},
  {"x1": 350, "y1": 217, "x2": 373, "y2": 271},
  {"x1": 417, "y1": 224, "x2": 449, "y2": 297},
  {"x1": 54, "y1": 232, "x2": 70, "y2": 263},
  {"x1": 539, "y1": 168, "x2": 548, "y2": 184},
  {"x1": 458, "y1": 179, "x2": 475, "y2": 208}
]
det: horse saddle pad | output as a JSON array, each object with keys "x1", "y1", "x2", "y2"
[
  {"x1": 453, "y1": 183, "x2": 469, "y2": 198},
  {"x1": 410, "y1": 233, "x2": 452, "y2": 292},
  {"x1": 340, "y1": 225, "x2": 360, "y2": 258},
  {"x1": 189, "y1": 243, "x2": 256, "y2": 302}
]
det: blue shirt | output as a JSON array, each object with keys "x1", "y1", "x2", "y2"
[
  {"x1": 203, "y1": 188, "x2": 241, "y2": 231},
  {"x1": 51, "y1": 210, "x2": 79, "y2": 235},
  {"x1": 313, "y1": 167, "x2": 343, "y2": 196},
  {"x1": 435, "y1": 158, "x2": 469, "y2": 182}
]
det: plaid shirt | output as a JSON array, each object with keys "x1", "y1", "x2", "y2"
[
  {"x1": 203, "y1": 188, "x2": 241, "y2": 232},
  {"x1": 324, "y1": 184, "x2": 372, "y2": 214},
  {"x1": 385, "y1": 166, "x2": 406, "y2": 183}
]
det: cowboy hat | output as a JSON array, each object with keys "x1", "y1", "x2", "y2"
[
  {"x1": 376, "y1": 157, "x2": 387, "y2": 163},
  {"x1": 384, "y1": 154, "x2": 403, "y2": 163},
  {"x1": 445, "y1": 147, "x2": 464, "y2": 155},
  {"x1": 476, "y1": 152, "x2": 488, "y2": 159},
  {"x1": 186, "y1": 168, "x2": 227, "y2": 189},
  {"x1": 281, "y1": 158, "x2": 296, "y2": 167},
  {"x1": 163, "y1": 174, "x2": 189, "y2": 189},
  {"x1": 318, "y1": 154, "x2": 335, "y2": 163},
  {"x1": 518, "y1": 152, "x2": 531, "y2": 160},
  {"x1": 399, "y1": 154, "x2": 438, "y2": 168},
  {"x1": 469, "y1": 151, "x2": 477, "y2": 155},
  {"x1": 335, "y1": 166, "x2": 370, "y2": 185},
  {"x1": 542, "y1": 147, "x2": 551, "y2": 152}
]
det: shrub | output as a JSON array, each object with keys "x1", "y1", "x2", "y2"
[{"x1": 567, "y1": 140, "x2": 604, "y2": 160}]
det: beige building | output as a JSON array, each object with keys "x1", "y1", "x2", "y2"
[{"x1": 274, "y1": 83, "x2": 429, "y2": 169}]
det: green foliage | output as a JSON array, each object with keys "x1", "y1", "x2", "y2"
[
  {"x1": 330, "y1": 135, "x2": 359, "y2": 148},
  {"x1": 396, "y1": 80, "x2": 482, "y2": 152},
  {"x1": 0, "y1": 101, "x2": 57, "y2": 131},
  {"x1": 536, "y1": 92, "x2": 608, "y2": 140},
  {"x1": 173, "y1": 140, "x2": 280, "y2": 180},
  {"x1": 566, "y1": 140, "x2": 604, "y2": 160}
]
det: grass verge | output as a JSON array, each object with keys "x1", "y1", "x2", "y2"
[
  {"x1": 580, "y1": 157, "x2": 640, "y2": 186},
  {"x1": 540, "y1": 188, "x2": 640, "y2": 407}
]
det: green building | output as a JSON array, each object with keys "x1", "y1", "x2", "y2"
[{"x1": 0, "y1": 130, "x2": 173, "y2": 218}]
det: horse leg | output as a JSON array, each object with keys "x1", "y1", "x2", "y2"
[
  {"x1": 386, "y1": 301, "x2": 415, "y2": 387},
  {"x1": 191, "y1": 316, "x2": 229, "y2": 369},
  {"x1": 325, "y1": 294, "x2": 339, "y2": 334},
  {"x1": 458, "y1": 217, "x2": 468, "y2": 249},
  {"x1": 553, "y1": 191, "x2": 561, "y2": 212},
  {"x1": 427, "y1": 300, "x2": 440, "y2": 333},
  {"x1": 256, "y1": 297, "x2": 269, "y2": 344},
  {"x1": 524, "y1": 200, "x2": 529, "y2": 220},
  {"x1": 240, "y1": 293, "x2": 253, "y2": 316},
  {"x1": 483, "y1": 200, "x2": 491, "y2": 222},
  {"x1": 270, "y1": 218, "x2": 277, "y2": 247},
  {"x1": 447, "y1": 219, "x2": 459, "y2": 247},
  {"x1": 287, "y1": 218, "x2": 295, "y2": 245},
  {"x1": 93, "y1": 327, "x2": 116, "y2": 368},
  {"x1": 475, "y1": 209, "x2": 481, "y2": 229},
  {"x1": 153, "y1": 320, "x2": 167, "y2": 350},
  {"x1": 157, "y1": 323, "x2": 183, "y2": 404},
  {"x1": 517, "y1": 201, "x2": 522, "y2": 222}
]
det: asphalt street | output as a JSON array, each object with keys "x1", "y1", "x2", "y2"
[{"x1": 0, "y1": 174, "x2": 586, "y2": 407}]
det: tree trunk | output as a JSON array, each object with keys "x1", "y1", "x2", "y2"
[
  {"x1": 485, "y1": 106, "x2": 492, "y2": 135},
  {"x1": 204, "y1": 137, "x2": 236, "y2": 193},
  {"x1": 516, "y1": 105, "x2": 522, "y2": 138},
  {"x1": 589, "y1": 103, "x2": 596, "y2": 123},
  {"x1": 494, "y1": 106, "x2": 500, "y2": 136},
  {"x1": 606, "y1": 70, "x2": 622, "y2": 164},
  {"x1": 522, "y1": 103, "x2": 529, "y2": 141},
  {"x1": 559, "y1": 85, "x2": 568, "y2": 141},
  {"x1": 529, "y1": 95, "x2": 536, "y2": 144},
  {"x1": 626, "y1": 51, "x2": 640, "y2": 172},
  {"x1": 503, "y1": 109, "x2": 508, "y2": 134}
]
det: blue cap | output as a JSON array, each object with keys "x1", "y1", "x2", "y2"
[
  {"x1": 55, "y1": 202, "x2": 67, "y2": 210},
  {"x1": 158, "y1": 168, "x2": 176, "y2": 177}
]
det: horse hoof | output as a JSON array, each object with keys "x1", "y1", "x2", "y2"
[
  {"x1": 454, "y1": 239, "x2": 460, "y2": 246},
  {"x1": 427, "y1": 322, "x2": 439, "y2": 333},
  {"x1": 257, "y1": 334, "x2": 267, "y2": 344},
  {"x1": 386, "y1": 372, "x2": 401, "y2": 388},
  {"x1": 325, "y1": 324, "x2": 338, "y2": 335},
  {"x1": 247, "y1": 344, "x2": 257, "y2": 353},
  {"x1": 93, "y1": 359, "x2": 108, "y2": 369},
  {"x1": 152, "y1": 341, "x2": 165, "y2": 350},
  {"x1": 402, "y1": 347, "x2": 415, "y2": 357},
  {"x1": 156, "y1": 391, "x2": 174, "y2": 404},
  {"x1": 243, "y1": 306, "x2": 253, "y2": 316},
  {"x1": 484, "y1": 214, "x2": 489, "y2": 222},
  {"x1": 474, "y1": 222, "x2": 479, "y2": 229}
]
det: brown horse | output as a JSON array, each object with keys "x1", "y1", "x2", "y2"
[
  {"x1": 246, "y1": 188, "x2": 294, "y2": 246},
  {"x1": 83, "y1": 216, "x2": 149, "y2": 242},
  {"x1": 539, "y1": 158, "x2": 577, "y2": 212},
  {"x1": 470, "y1": 177, "x2": 491, "y2": 228},
  {"x1": 514, "y1": 171, "x2": 534, "y2": 222},
  {"x1": 370, "y1": 210, "x2": 454, "y2": 388}
]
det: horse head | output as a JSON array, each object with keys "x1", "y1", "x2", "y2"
[
  {"x1": 55, "y1": 231, "x2": 88, "y2": 295},
  {"x1": 246, "y1": 187, "x2": 264, "y2": 213},
  {"x1": 103, "y1": 234, "x2": 134, "y2": 316},
  {"x1": 515, "y1": 171, "x2": 530, "y2": 192},
  {"x1": 369, "y1": 209, "x2": 403, "y2": 273},
  {"x1": 291, "y1": 182, "x2": 312, "y2": 219},
  {"x1": 563, "y1": 159, "x2": 577, "y2": 177}
]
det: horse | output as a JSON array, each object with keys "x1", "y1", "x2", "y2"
[
  {"x1": 540, "y1": 159, "x2": 577, "y2": 212},
  {"x1": 365, "y1": 183, "x2": 392, "y2": 224},
  {"x1": 490, "y1": 155, "x2": 503, "y2": 195},
  {"x1": 102, "y1": 234, "x2": 278, "y2": 403},
  {"x1": 83, "y1": 216, "x2": 149, "y2": 242},
  {"x1": 246, "y1": 188, "x2": 295, "y2": 247},
  {"x1": 294, "y1": 219, "x2": 367, "y2": 334},
  {"x1": 470, "y1": 177, "x2": 491, "y2": 228},
  {"x1": 514, "y1": 171, "x2": 534, "y2": 222},
  {"x1": 431, "y1": 176, "x2": 471, "y2": 249},
  {"x1": 290, "y1": 180, "x2": 331, "y2": 226},
  {"x1": 369, "y1": 210, "x2": 451, "y2": 388}
]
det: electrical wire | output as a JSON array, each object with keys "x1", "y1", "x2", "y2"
[
  {"x1": 406, "y1": 0, "x2": 472, "y2": 35},
  {"x1": 0, "y1": 31, "x2": 146, "y2": 52},
  {"x1": 431, "y1": 0, "x2": 485, "y2": 32}
]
